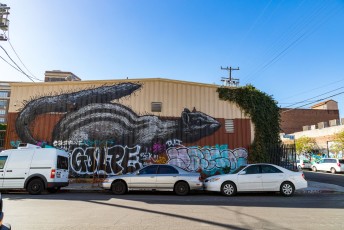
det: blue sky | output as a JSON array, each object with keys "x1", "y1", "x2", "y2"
[{"x1": 1, "y1": 0, "x2": 344, "y2": 116}]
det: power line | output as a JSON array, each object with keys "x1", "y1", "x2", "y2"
[
  {"x1": 281, "y1": 86, "x2": 344, "y2": 108},
  {"x1": 281, "y1": 91, "x2": 344, "y2": 113},
  {"x1": 6, "y1": 27, "x2": 42, "y2": 81},
  {"x1": 0, "y1": 45, "x2": 35, "y2": 82}
]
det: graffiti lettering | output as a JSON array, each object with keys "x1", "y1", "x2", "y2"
[
  {"x1": 167, "y1": 146, "x2": 248, "y2": 173},
  {"x1": 70, "y1": 145, "x2": 143, "y2": 175},
  {"x1": 166, "y1": 139, "x2": 183, "y2": 147}
]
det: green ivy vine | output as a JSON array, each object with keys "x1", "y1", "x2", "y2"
[{"x1": 217, "y1": 84, "x2": 281, "y2": 163}]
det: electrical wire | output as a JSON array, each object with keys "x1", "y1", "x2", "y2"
[
  {"x1": 6, "y1": 27, "x2": 42, "y2": 81},
  {"x1": 0, "y1": 45, "x2": 35, "y2": 82},
  {"x1": 281, "y1": 86, "x2": 344, "y2": 108},
  {"x1": 281, "y1": 91, "x2": 344, "y2": 113},
  {"x1": 243, "y1": 1, "x2": 340, "y2": 83}
]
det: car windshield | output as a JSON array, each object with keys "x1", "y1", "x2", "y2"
[{"x1": 230, "y1": 165, "x2": 247, "y2": 174}]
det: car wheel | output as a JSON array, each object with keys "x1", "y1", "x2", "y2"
[
  {"x1": 297, "y1": 165, "x2": 302, "y2": 171},
  {"x1": 174, "y1": 181, "x2": 190, "y2": 196},
  {"x1": 221, "y1": 182, "x2": 237, "y2": 196},
  {"x1": 47, "y1": 187, "x2": 60, "y2": 193},
  {"x1": 280, "y1": 182, "x2": 294, "y2": 197},
  {"x1": 330, "y1": 167, "x2": 336, "y2": 174},
  {"x1": 27, "y1": 179, "x2": 44, "y2": 195},
  {"x1": 312, "y1": 166, "x2": 317, "y2": 172},
  {"x1": 111, "y1": 181, "x2": 127, "y2": 195}
]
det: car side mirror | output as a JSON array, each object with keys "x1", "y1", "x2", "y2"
[{"x1": 136, "y1": 171, "x2": 140, "y2": 175}]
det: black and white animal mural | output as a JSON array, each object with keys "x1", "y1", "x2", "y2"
[{"x1": 14, "y1": 82, "x2": 225, "y2": 176}]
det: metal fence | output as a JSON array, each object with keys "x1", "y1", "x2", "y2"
[{"x1": 266, "y1": 143, "x2": 297, "y2": 171}]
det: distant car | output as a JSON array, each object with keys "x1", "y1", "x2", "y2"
[
  {"x1": 204, "y1": 163, "x2": 307, "y2": 197},
  {"x1": 312, "y1": 158, "x2": 344, "y2": 174},
  {"x1": 297, "y1": 159, "x2": 312, "y2": 171},
  {"x1": 101, "y1": 164, "x2": 203, "y2": 195}
]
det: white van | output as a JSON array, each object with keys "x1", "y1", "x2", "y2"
[{"x1": 0, "y1": 143, "x2": 69, "y2": 195}]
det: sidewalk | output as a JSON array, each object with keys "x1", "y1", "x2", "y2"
[{"x1": 61, "y1": 181, "x2": 344, "y2": 194}]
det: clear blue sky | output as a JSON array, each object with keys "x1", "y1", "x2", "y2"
[{"x1": 1, "y1": 0, "x2": 344, "y2": 117}]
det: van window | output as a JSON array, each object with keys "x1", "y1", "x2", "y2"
[
  {"x1": 57, "y1": 156, "x2": 69, "y2": 170},
  {"x1": 0, "y1": 156, "x2": 8, "y2": 169}
]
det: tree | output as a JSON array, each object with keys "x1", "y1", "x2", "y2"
[
  {"x1": 295, "y1": 136, "x2": 317, "y2": 155},
  {"x1": 330, "y1": 129, "x2": 344, "y2": 156}
]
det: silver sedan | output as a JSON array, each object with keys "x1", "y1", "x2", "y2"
[{"x1": 101, "y1": 164, "x2": 203, "y2": 195}]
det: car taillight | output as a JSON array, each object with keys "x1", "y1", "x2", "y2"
[
  {"x1": 337, "y1": 163, "x2": 341, "y2": 167},
  {"x1": 302, "y1": 163, "x2": 305, "y2": 166},
  {"x1": 50, "y1": 169, "x2": 56, "y2": 178},
  {"x1": 301, "y1": 173, "x2": 305, "y2": 179}
]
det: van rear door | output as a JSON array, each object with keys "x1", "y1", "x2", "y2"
[{"x1": 54, "y1": 155, "x2": 69, "y2": 183}]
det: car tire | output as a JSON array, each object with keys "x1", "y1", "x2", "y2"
[
  {"x1": 111, "y1": 180, "x2": 127, "y2": 195},
  {"x1": 312, "y1": 166, "x2": 317, "y2": 172},
  {"x1": 221, "y1": 181, "x2": 237, "y2": 196},
  {"x1": 174, "y1": 181, "x2": 190, "y2": 196},
  {"x1": 330, "y1": 167, "x2": 336, "y2": 174},
  {"x1": 47, "y1": 187, "x2": 60, "y2": 193},
  {"x1": 27, "y1": 179, "x2": 44, "y2": 195},
  {"x1": 297, "y1": 166, "x2": 302, "y2": 171},
  {"x1": 280, "y1": 182, "x2": 294, "y2": 197}
]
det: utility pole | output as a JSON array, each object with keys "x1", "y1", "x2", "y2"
[
  {"x1": 0, "y1": 3, "x2": 10, "y2": 41},
  {"x1": 221, "y1": 66, "x2": 240, "y2": 87}
]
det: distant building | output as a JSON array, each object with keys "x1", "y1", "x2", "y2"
[
  {"x1": 311, "y1": 100, "x2": 338, "y2": 110},
  {"x1": 44, "y1": 70, "x2": 81, "y2": 82},
  {"x1": 280, "y1": 100, "x2": 340, "y2": 134},
  {"x1": 0, "y1": 81, "x2": 11, "y2": 124}
]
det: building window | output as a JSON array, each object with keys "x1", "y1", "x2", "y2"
[
  {"x1": 151, "y1": 102, "x2": 162, "y2": 112},
  {"x1": 0, "y1": 110, "x2": 5, "y2": 115},
  {"x1": 0, "y1": 118, "x2": 5, "y2": 123},
  {"x1": 0, "y1": 91, "x2": 8, "y2": 98},
  {"x1": 0, "y1": 100, "x2": 7, "y2": 108},
  {"x1": 225, "y1": 119, "x2": 234, "y2": 133}
]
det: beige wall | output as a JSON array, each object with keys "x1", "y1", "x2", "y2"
[{"x1": 9, "y1": 78, "x2": 249, "y2": 120}]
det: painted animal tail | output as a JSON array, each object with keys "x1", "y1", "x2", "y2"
[{"x1": 15, "y1": 82, "x2": 142, "y2": 144}]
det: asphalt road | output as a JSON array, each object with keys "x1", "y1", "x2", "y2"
[
  {"x1": 303, "y1": 171, "x2": 344, "y2": 187},
  {"x1": 3, "y1": 192, "x2": 344, "y2": 230}
]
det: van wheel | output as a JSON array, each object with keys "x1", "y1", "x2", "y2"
[
  {"x1": 331, "y1": 168, "x2": 336, "y2": 174},
  {"x1": 47, "y1": 187, "x2": 60, "y2": 193},
  {"x1": 27, "y1": 179, "x2": 44, "y2": 195}
]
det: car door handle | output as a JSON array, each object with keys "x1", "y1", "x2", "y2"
[
  {"x1": 150, "y1": 176, "x2": 155, "y2": 178},
  {"x1": 0, "y1": 170, "x2": 3, "y2": 172},
  {"x1": 6, "y1": 170, "x2": 12, "y2": 172},
  {"x1": 257, "y1": 175, "x2": 262, "y2": 178}
]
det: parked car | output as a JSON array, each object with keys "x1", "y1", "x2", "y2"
[
  {"x1": 101, "y1": 164, "x2": 203, "y2": 195},
  {"x1": 0, "y1": 143, "x2": 69, "y2": 195},
  {"x1": 296, "y1": 159, "x2": 312, "y2": 171},
  {"x1": 312, "y1": 158, "x2": 344, "y2": 174},
  {"x1": 204, "y1": 163, "x2": 307, "y2": 197},
  {"x1": 0, "y1": 193, "x2": 11, "y2": 230}
]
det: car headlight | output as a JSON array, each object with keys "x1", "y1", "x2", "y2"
[{"x1": 208, "y1": 178, "x2": 220, "y2": 182}]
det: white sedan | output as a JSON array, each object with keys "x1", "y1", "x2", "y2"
[{"x1": 204, "y1": 163, "x2": 307, "y2": 196}]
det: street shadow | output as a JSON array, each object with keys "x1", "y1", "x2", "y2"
[{"x1": 2, "y1": 190, "x2": 343, "y2": 209}]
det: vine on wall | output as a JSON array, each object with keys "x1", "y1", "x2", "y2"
[{"x1": 217, "y1": 85, "x2": 281, "y2": 163}]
